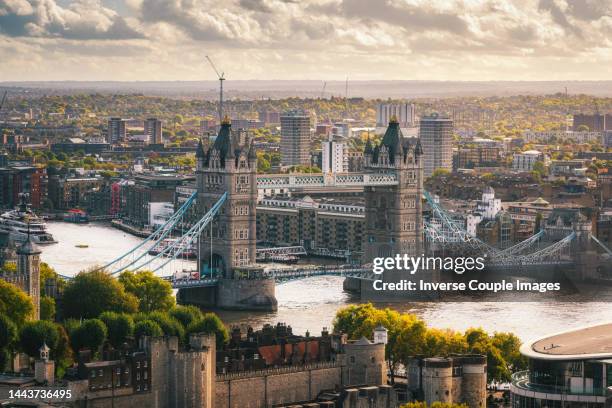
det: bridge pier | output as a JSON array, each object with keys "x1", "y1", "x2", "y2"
[{"x1": 177, "y1": 277, "x2": 277, "y2": 311}]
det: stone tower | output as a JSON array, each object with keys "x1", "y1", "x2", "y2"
[
  {"x1": 180, "y1": 119, "x2": 277, "y2": 311},
  {"x1": 17, "y1": 233, "x2": 42, "y2": 320},
  {"x1": 363, "y1": 117, "x2": 424, "y2": 263},
  {"x1": 195, "y1": 118, "x2": 258, "y2": 277}
]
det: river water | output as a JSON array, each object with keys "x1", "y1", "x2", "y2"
[{"x1": 41, "y1": 222, "x2": 612, "y2": 343}]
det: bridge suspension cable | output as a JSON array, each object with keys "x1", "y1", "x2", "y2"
[
  {"x1": 102, "y1": 192, "x2": 198, "y2": 274},
  {"x1": 128, "y1": 192, "x2": 228, "y2": 274}
]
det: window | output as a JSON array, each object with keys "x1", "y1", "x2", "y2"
[
  {"x1": 136, "y1": 362, "x2": 140, "y2": 369},
  {"x1": 350, "y1": 356, "x2": 355, "y2": 363},
  {"x1": 91, "y1": 371, "x2": 96, "y2": 378}
]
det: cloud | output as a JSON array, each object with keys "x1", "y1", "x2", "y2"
[
  {"x1": 0, "y1": 0, "x2": 143, "y2": 39},
  {"x1": 0, "y1": 0, "x2": 611, "y2": 80}
]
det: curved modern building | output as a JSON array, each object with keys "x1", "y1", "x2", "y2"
[{"x1": 511, "y1": 323, "x2": 612, "y2": 407}]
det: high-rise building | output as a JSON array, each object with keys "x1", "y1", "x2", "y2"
[
  {"x1": 419, "y1": 113, "x2": 453, "y2": 177},
  {"x1": 108, "y1": 117, "x2": 127, "y2": 144},
  {"x1": 572, "y1": 113, "x2": 612, "y2": 132},
  {"x1": 376, "y1": 103, "x2": 416, "y2": 128},
  {"x1": 322, "y1": 135, "x2": 348, "y2": 174},
  {"x1": 280, "y1": 110, "x2": 311, "y2": 167},
  {"x1": 144, "y1": 118, "x2": 163, "y2": 144}
]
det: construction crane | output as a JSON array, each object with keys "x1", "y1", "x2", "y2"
[
  {"x1": 205, "y1": 56, "x2": 225, "y2": 121},
  {"x1": 321, "y1": 81, "x2": 327, "y2": 99}
]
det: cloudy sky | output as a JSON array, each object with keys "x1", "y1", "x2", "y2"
[{"x1": 0, "y1": 0, "x2": 611, "y2": 81}]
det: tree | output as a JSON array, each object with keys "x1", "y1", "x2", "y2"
[
  {"x1": 118, "y1": 270, "x2": 175, "y2": 313},
  {"x1": 169, "y1": 305, "x2": 203, "y2": 328},
  {"x1": 0, "y1": 280, "x2": 34, "y2": 326},
  {"x1": 401, "y1": 403, "x2": 468, "y2": 408},
  {"x1": 186, "y1": 313, "x2": 229, "y2": 348},
  {"x1": 0, "y1": 315, "x2": 18, "y2": 350},
  {"x1": 61, "y1": 270, "x2": 138, "y2": 319},
  {"x1": 40, "y1": 297, "x2": 56, "y2": 321},
  {"x1": 134, "y1": 320, "x2": 163, "y2": 341},
  {"x1": 54, "y1": 325, "x2": 74, "y2": 378},
  {"x1": 145, "y1": 311, "x2": 185, "y2": 339},
  {"x1": 19, "y1": 321, "x2": 59, "y2": 357},
  {"x1": 71, "y1": 319, "x2": 107, "y2": 353},
  {"x1": 99, "y1": 312, "x2": 134, "y2": 348}
]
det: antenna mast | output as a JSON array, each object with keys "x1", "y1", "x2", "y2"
[{"x1": 205, "y1": 56, "x2": 225, "y2": 122}]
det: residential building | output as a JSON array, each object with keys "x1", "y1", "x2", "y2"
[
  {"x1": 280, "y1": 110, "x2": 311, "y2": 167},
  {"x1": 466, "y1": 187, "x2": 502, "y2": 236},
  {"x1": 0, "y1": 236, "x2": 41, "y2": 319},
  {"x1": 144, "y1": 118, "x2": 163, "y2": 144},
  {"x1": 512, "y1": 150, "x2": 545, "y2": 172},
  {"x1": 258, "y1": 110, "x2": 280, "y2": 125},
  {"x1": 257, "y1": 196, "x2": 364, "y2": 255},
  {"x1": 572, "y1": 113, "x2": 612, "y2": 132},
  {"x1": 108, "y1": 117, "x2": 127, "y2": 144},
  {"x1": 456, "y1": 146, "x2": 501, "y2": 169},
  {"x1": 321, "y1": 135, "x2": 348, "y2": 174},
  {"x1": 0, "y1": 165, "x2": 47, "y2": 209},
  {"x1": 419, "y1": 113, "x2": 453, "y2": 177},
  {"x1": 511, "y1": 323, "x2": 612, "y2": 407},
  {"x1": 376, "y1": 103, "x2": 416, "y2": 128}
]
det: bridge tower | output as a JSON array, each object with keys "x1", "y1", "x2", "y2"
[
  {"x1": 362, "y1": 117, "x2": 424, "y2": 262},
  {"x1": 178, "y1": 118, "x2": 277, "y2": 311},
  {"x1": 344, "y1": 117, "x2": 429, "y2": 299}
]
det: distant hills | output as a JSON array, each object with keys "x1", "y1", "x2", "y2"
[{"x1": 2, "y1": 80, "x2": 612, "y2": 99}]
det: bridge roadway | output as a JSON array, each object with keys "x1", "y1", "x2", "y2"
[
  {"x1": 256, "y1": 172, "x2": 398, "y2": 190},
  {"x1": 166, "y1": 265, "x2": 373, "y2": 289}
]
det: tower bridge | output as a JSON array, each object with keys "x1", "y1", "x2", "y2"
[{"x1": 97, "y1": 118, "x2": 611, "y2": 310}]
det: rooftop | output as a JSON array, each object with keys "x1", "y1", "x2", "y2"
[{"x1": 522, "y1": 323, "x2": 612, "y2": 360}]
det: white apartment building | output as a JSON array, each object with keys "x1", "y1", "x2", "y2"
[{"x1": 322, "y1": 135, "x2": 348, "y2": 174}]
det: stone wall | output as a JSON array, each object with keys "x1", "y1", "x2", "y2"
[{"x1": 215, "y1": 362, "x2": 342, "y2": 408}]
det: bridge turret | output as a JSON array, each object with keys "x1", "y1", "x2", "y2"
[{"x1": 362, "y1": 118, "x2": 424, "y2": 264}]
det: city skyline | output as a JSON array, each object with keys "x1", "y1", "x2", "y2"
[{"x1": 0, "y1": 0, "x2": 611, "y2": 82}]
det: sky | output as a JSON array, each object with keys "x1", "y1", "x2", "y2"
[{"x1": 0, "y1": 0, "x2": 611, "y2": 82}]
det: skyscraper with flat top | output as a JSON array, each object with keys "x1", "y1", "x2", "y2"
[
  {"x1": 419, "y1": 113, "x2": 453, "y2": 177},
  {"x1": 108, "y1": 117, "x2": 127, "y2": 144},
  {"x1": 280, "y1": 110, "x2": 311, "y2": 167},
  {"x1": 144, "y1": 118, "x2": 163, "y2": 144}
]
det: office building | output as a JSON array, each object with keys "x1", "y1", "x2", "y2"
[
  {"x1": 419, "y1": 113, "x2": 453, "y2": 177},
  {"x1": 108, "y1": 117, "x2": 127, "y2": 144},
  {"x1": 280, "y1": 110, "x2": 311, "y2": 167},
  {"x1": 511, "y1": 323, "x2": 612, "y2": 407},
  {"x1": 144, "y1": 118, "x2": 163, "y2": 144},
  {"x1": 376, "y1": 103, "x2": 416, "y2": 127},
  {"x1": 321, "y1": 135, "x2": 348, "y2": 174}
]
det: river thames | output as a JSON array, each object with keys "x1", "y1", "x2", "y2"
[{"x1": 41, "y1": 221, "x2": 612, "y2": 343}]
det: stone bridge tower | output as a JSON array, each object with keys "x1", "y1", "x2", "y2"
[
  {"x1": 362, "y1": 117, "x2": 424, "y2": 263},
  {"x1": 195, "y1": 118, "x2": 258, "y2": 277},
  {"x1": 178, "y1": 118, "x2": 277, "y2": 311}
]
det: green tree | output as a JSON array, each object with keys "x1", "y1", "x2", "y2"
[
  {"x1": 40, "y1": 296, "x2": 56, "y2": 321},
  {"x1": 0, "y1": 315, "x2": 18, "y2": 351},
  {"x1": 118, "y1": 270, "x2": 175, "y2": 313},
  {"x1": 145, "y1": 311, "x2": 185, "y2": 339},
  {"x1": 54, "y1": 325, "x2": 74, "y2": 378},
  {"x1": 61, "y1": 270, "x2": 138, "y2": 318},
  {"x1": 19, "y1": 320, "x2": 60, "y2": 357},
  {"x1": 134, "y1": 320, "x2": 163, "y2": 340},
  {"x1": 186, "y1": 313, "x2": 229, "y2": 348},
  {"x1": 0, "y1": 280, "x2": 34, "y2": 326},
  {"x1": 401, "y1": 402, "x2": 468, "y2": 408},
  {"x1": 169, "y1": 305, "x2": 203, "y2": 328},
  {"x1": 71, "y1": 319, "x2": 107, "y2": 353},
  {"x1": 99, "y1": 312, "x2": 134, "y2": 348}
]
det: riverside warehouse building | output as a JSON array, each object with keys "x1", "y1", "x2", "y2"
[{"x1": 511, "y1": 323, "x2": 612, "y2": 408}]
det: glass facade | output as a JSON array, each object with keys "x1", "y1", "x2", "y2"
[{"x1": 511, "y1": 358, "x2": 610, "y2": 408}]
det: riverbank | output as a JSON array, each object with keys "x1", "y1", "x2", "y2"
[{"x1": 110, "y1": 219, "x2": 152, "y2": 238}]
